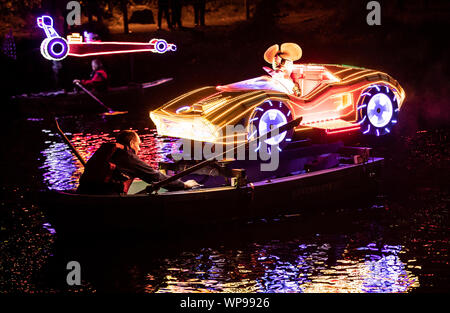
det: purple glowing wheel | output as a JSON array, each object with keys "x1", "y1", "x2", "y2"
[
  {"x1": 41, "y1": 37, "x2": 69, "y2": 61},
  {"x1": 155, "y1": 39, "x2": 168, "y2": 53},
  {"x1": 357, "y1": 85, "x2": 399, "y2": 136},
  {"x1": 247, "y1": 100, "x2": 293, "y2": 153}
]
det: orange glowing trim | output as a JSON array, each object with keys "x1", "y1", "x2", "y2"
[
  {"x1": 163, "y1": 86, "x2": 213, "y2": 108},
  {"x1": 219, "y1": 96, "x2": 289, "y2": 127},
  {"x1": 302, "y1": 71, "x2": 381, "y2": 100},
  {"x1": 294, "y1": 126, "x2": 313, "y2": 132},
  {"x1": 203, "y1": 90, "x2": 264, "y2": 118},
  {"x1": 333, "y1": 93, "x2": 352, "y2": 110},
  {"x1": 67, "y1": 33, "x2": 83, "y2": 43},
  {"x1": 333, "y1": 67, "x2": 354, "y2": 76},
  {"x1": 202, "y1": 98, "x2": 231, "y2": 115},
  {"x1": 341, "y1": 69, "x2": 373, "y2": 81},
  {"x1": 210, "y1": 92, "x2": 267, "y2": 124}
]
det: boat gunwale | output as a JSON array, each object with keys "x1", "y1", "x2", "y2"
[{"x1": 50, "y1": 157, "x2": 383, "y2": 199}]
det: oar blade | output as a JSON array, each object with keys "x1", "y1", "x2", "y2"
[{"x1": 101, "y1": 110, "x2": 128, "y2": 116}]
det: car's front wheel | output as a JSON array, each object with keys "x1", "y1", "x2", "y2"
[{"x1": 247, "y1": 100, "x2": 294, "y2": 153}]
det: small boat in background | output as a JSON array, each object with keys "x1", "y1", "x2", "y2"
[{"x1": 11, "y1": 78, "x2": 173, "y2": 116}]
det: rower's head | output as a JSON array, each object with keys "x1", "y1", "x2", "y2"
[
  {"x1": 117, "y1": 130, "x2": 141, "y2": 154},
  {"x1": 91, "y1": 58, "x2": 103, "y2": 71}
]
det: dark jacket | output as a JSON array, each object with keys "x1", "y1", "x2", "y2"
[{"x1": 77, "y1": 143, "x2": 185, "y2": 194}]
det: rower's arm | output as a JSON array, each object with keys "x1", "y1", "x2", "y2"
[{"x1": 117, "y1": 152, "x2": 186, "y2": 191}]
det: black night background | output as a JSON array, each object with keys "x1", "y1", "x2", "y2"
[{"x1": 0, "y1": 0, "x2": 448, "y2": 297}]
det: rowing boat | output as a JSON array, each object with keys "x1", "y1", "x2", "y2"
[
  {"x1": 11, "y1": 78, "x2": 173, "y2": 116},
  {"x1": 38, "y1": 143, "x2": 383, "y2": 234}
]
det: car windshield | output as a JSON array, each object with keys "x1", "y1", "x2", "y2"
[{"x1": 219, "y1": 76, "x2": 290, "y2": 93}]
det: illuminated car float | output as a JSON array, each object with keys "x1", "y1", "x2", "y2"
[{"x1": 150, "y1": 64, "x2": 405, "y2": 148}]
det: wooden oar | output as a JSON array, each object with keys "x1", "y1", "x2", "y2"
[
  {"x1": 145, "y1": 116, "x2": 303, "y2": 194},
  {"x1": 74, "y1": 81, "x2": 128, "y2": 116},
  {"x1": 54, "y1": 118, "x2": 86, "y2": 167},
  {"x1": 141, "y1": 77, "x2": 173, "y2": 89}
]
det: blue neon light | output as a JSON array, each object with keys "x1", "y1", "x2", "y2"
[
  {"x1": 357, "y1": 104, "x2": 367, "y2": 110},
  {"x1": 176, "y1": 106, "x2": 191, "y2": 114},
  {"x1": 259, "y1": 109, "x2": 288, "y2": 146}
]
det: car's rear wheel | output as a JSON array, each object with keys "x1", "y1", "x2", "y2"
[
  {"x1": 357, "y1": 85, "x2": 399, "y2": 136},
  {"x1": 247, "y1": 100, "x2": 294, "y2": 153}
]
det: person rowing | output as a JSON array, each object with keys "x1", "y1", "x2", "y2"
[
  {"x1": 77, "y1": 130, "x2": 199, "y2": 195},
  {"x1": 73, "y1": 58, "x2": 108, "y2": 92}
]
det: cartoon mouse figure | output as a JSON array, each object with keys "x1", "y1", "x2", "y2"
[{"x1": 264, "y1": 43, "x2": 302, "y2": 96}]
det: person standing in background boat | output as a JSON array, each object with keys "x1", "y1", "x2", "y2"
[
  {"x1": 77, "y1": 130, "x2": 199, "y2": 195},
  {"x1": 73, "y1": 58, "x2": 108, "y2": 92}
]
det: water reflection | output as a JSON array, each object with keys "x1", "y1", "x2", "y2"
[
  {"x1": 5, "y1": 120, "x2": 445, "y2": 294},
  {"x1": 148, "y1": 242, "x2": 419, "y2": 293},
  {"x1": 39, "y1": 128, "x2": 179, "y2": 190}
]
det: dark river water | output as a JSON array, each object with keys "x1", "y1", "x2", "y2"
[{"x1": 0, "y1": 113, "x2": 448, "y2": 293}]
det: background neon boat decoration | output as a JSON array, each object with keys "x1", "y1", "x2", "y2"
[{"x1": 37, "y1": 15, "x2": 177, "y2": 61}]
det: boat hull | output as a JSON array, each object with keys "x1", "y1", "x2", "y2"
[{"x1": 39, "y1": 157, "x2": 384, "y2": 234}]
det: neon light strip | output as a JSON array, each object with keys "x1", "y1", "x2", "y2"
[
  {"x1": 356, "y1": 104, "x2": 367, "y2": 110},
  {"x1": 205, "y1": 91, "x2": 263, "y2": 119},
  {"x1": 68, "y1": 49, "x2": 162, "y2": 57},
  {"x1": 357, "y1": 116, "x2": 367, "y2": 124},
  {"x1": 326, "y1": 126, "x2": 361, "y2": 134}
]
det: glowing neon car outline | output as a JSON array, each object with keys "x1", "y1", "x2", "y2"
[
  {"x1": 150, "y1": 63, "x2": 405, "y2": 145},
  {"x1": 37, "y1": 15, "x2": 176, "y2": 61}
]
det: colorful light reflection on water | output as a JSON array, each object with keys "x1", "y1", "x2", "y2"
[
  {"x1": 147, "y1": 242, "x2": 419, "y2": 293},
  {"x1": 39, "y1": 128, "x2": 180, "y2": 190},
  {"x1": 4, "y1": 122, "x2": 445, "y2": 293}
]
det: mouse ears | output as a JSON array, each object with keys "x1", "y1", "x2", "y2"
[{"x1": 264, "y1": 43, "x2": 302, "y2": 64}]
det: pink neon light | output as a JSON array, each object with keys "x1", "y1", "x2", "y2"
[
  {"x1": 67, "y1": 41, "x2": 176, "y2": 57},
  {"x1": 68, "y1": 49, "x2": 161, "y2": 57},
  {"x1": 326, "y1": 126, "x2": 361, "y2": 134}
]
